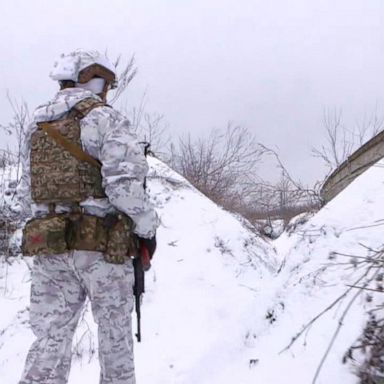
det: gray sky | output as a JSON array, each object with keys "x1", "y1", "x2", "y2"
[{"x1": 2, "y1": 0, "x2": 384, "y2": 184}]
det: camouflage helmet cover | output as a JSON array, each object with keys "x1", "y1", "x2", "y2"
[{"x1": 50, "y1": 50, "x2": 117, "y2": 88}]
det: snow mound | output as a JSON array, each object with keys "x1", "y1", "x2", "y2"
[
  {"x1": 0, "y1": 158, "x2": 277, "y2": 384},
  {"x1": 239, "y1": 160, "x2": 384, "y2": 384}
]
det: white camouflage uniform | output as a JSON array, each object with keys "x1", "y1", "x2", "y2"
[{"x1": 18, "y1": 87, "x2": 159, "y2": 384}]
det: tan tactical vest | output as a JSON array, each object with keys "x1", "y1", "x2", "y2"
[{"x1": 30, "y1": 98, "x2": 106, "y2": 204}]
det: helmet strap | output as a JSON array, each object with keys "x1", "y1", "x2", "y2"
[{"x1": 98, "y1": 81, "x2": 111, "y2": 102}]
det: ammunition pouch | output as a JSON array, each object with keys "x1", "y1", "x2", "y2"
[{"x1": 22, "y1": 213, "x2": 137, "y2": 264}]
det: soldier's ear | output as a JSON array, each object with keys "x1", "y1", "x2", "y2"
[{"x1": 59, "y1": 80, "x2": 76, "y2": 90}]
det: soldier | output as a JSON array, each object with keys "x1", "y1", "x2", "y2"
[{"x1": 18, "y1": 50, "x2": 159, "y2": 384}]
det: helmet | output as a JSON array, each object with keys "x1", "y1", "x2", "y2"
[{"x1": 50, "y1": 50, "x2": 117, "y2": 88}]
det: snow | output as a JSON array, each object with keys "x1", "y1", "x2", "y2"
[{"x1": 1, "y1": 158, "x2": 384, "y2": 383}]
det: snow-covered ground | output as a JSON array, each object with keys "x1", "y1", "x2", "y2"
[{"x1": 1, "y1": 157, "x2": 384, "y2": 383}]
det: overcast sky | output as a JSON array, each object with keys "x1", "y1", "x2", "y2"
[{"x1": 2, "y1": 0, "x2": 384, "y2": 184}]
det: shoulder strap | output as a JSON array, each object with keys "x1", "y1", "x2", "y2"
[
  {"x1": 38, "y1": 122, "x2": 101, "y2": 169},
  {"x1": 68, "y1": 97, "x2": 106, "y2": 119},
  {"x1": 36, "y1": 98, "x2": 106, "y2": 169}
]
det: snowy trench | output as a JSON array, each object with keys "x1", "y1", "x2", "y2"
[{"x1": 0, "y1": 157, "x2": 384, "y2": 383}]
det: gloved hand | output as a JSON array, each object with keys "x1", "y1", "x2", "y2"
[
  {"x1": 138, "y1": 236, "x2": 157, "y2": 259},
  {"x1": 137, "y1": 236, "x2": 156, "y2": 271}
]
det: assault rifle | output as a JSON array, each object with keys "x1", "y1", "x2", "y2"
[
  {"x1": 133, "y1": 242, "x2": 151, "y2": 342},
  {"x1": 133, "y1": 140, "x2": 152, "y2": 342}
]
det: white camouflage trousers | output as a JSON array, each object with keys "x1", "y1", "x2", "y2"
[{"x1": 19, "y1": 251, "x2": 136, "y2": 384}]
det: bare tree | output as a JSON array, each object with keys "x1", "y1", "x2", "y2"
[
  {"x1": 312, "y1": 108, "x2": 353, "y2": 170},
  {"x1": 170, "y1": 124, "x2": 266, "y2": 212},
  {"x1": 313, "y1": 108, "x2": 384, "y2": 172},
  {"x1": 0, "y1": 92, "x2": 30, "y2": 183},
  {"x1": 354, "y1": 106, "x2": 384, "y2": 146}
]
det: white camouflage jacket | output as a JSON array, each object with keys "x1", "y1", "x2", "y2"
[{"x1": 19, "y1": 88, "x2": 159, "y2": 238}]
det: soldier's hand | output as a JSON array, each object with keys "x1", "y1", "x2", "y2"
[{"x1": 138, "y1": 236, "x2": 157, "y2": 259}]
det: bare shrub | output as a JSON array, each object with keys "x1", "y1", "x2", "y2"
[
  {"x1": 108, "y1": 54, "x2": 137, "y2": 105},
  {"x1": 349, "y1": 313, "x2": 384, "y2": 383},
  {"x1": 281, "y1": 244, "x2": 384, "y2": 384},
  {"x1": 0, "y1": 94, "x2": 31, "y2": 258},
  {"x1": 130, "y1": 110, "x2": 170, "y2": 155},
  {"x1": 243, "y1": 146, "x2": 322, "y2": 229}
]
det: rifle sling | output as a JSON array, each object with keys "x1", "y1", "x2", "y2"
[{"x1": 39, "y1": 123, "x2": 101, "y2": 170}]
